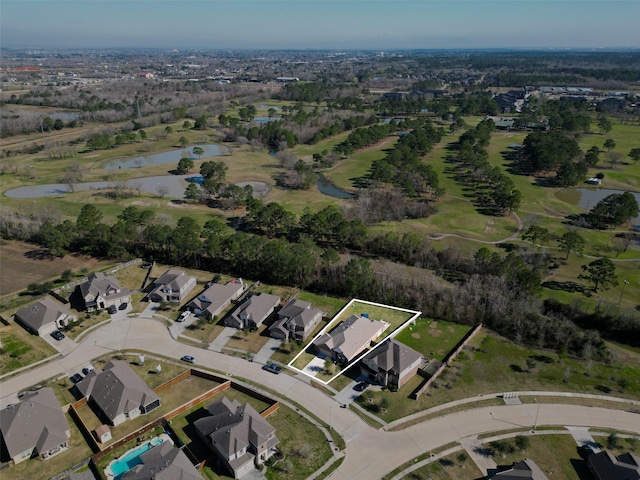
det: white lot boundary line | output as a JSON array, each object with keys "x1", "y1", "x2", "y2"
[{"x1": 287, "y1": 298, "x2": 421, "y2": 384}]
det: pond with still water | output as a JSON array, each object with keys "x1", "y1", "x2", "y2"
[
  {"x1": 572, "y1": 188, "x2": 640, "y2": 225},
  {"x1": 102, "y1": 144, "x2": 223, "y2": 170}
]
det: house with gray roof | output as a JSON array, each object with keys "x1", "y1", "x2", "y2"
[
  {"x1": 194, "y1": 397, "x2": 278, "y2": 479},
  {"x1": 588, "y1": 451, "x2": 640, "y2": 480},
  {"x1": 490, "y1": 459, "x2": 549, "y2": 480},
  {"x1": 77, "y1": 272, "x2": 131, "y2": 312},
  {"x1": 76, "y1": 360, "x2": 160, "y2": 426},
  {"x1": 360, "y1": 338, "x2": 423, "y2": 388},
  {"x1": 186, "y1": 280, "x2": 244, "y2": 320},
  {"x1": 313, "y1": 315, "x2": 388, "y2": 365},
  {"x1": 14, "y1": 297, "x2": 77, "y2": 336},
  {"x1": 122, "y1": 441, "x2": 202, "y2": 480},
  {"x1": 269, "y1": 298, "x2": 324, "y2": 341},
  {"x1": 225, "y1": 293, "x2": 280, "y2": 329},
  {"x1": 0, "y1": 388, "x2": 70, "y2": 465},
  {"x1": 147, "y1": 269, "x2": 197, "y2": 303}
]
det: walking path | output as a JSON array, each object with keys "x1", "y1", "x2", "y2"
[{"x1": 1, "y1": 317, "x2": 639, "y2": 480}]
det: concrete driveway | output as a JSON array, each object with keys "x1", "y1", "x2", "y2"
[{"x1": 1, "y1": 317, "x2": 639, "y2": 480}]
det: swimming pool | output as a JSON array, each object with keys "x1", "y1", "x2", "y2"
[{"x1": 107, "y1": 437, "x2": 164, "y2": 479}]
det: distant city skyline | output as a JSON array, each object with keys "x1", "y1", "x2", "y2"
[{"x1": 2, "y1": 0, "x2": 639, "y2": 51}]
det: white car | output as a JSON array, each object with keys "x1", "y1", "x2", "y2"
[{"x1": 177, "y1": 311, "x2": 192, "y2": 322}]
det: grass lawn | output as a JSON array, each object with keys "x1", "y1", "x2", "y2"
[
  {"x1": 333, "y1": 300, "x2": 417, "y2": 337},
  {"x1": 358, "y1": 329, "x2": 640, "y2": 424},
  {"x1": 1, "y1": 413, "x2": 93, "y2": 480},
  {"x1": 591, "y1": 435, "x2": 640, "y2": 456},
  {"x1": 393, "y1": 452, "x2": 484, "y2": 480},
  {"x1": 0, "y1": 323, "x2": 58, "y2": 375},
  {"x1": 295, "y1": 291, "x2": 348, "y2": 318},
  {"x1": 225, "y1": 322, "x2": 273, "y2": 354},
  {"x1": 76, "y1": 370, "x2": 216, "y2": 448},
  {"x1": 484, "y1": 434, "x2": 589, "y2": 480},
  {"x1": 0, "y1": 240, "x2": 114, "y2": 298},
  {"x1": 64, "y1": 310, "x2": 110, "y2": 340},
  {"x1": 394, "y1": 318, "x2": 472, "y2": 361}
]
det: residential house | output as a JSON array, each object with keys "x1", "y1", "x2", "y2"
[
  {"x1": 360, "y1": 338, "x2": 423, "y2": 388},
  {"x1": 313, "y1": 315, "x2": 389, "y2": 365},
  {"x1": 225, "y1": 293, "x2": 280, "y2": 329},
  {"x1": 148, "y1": 269, "x2": 197, "y2": 303},
  {"x1": 137, "y1": 72, "x2": 154, "y2": 79},
  {"x1": 588, "y1": 451, "x2": 640, "y2": 480},
  {"x1": 490, "y1": 459, "x2": 549, "y2": 480},
  {"x1": 77, "y1": 272, "x2": 131, "y2": 312},
  {"x1": 194, "y1": 397, "x2": 279, "y2": 479},
  {"x1": 122, "y1": 441, "x2": 202, "y2": 480},
  {"x1": 186, "y1": 280, "x2": 244, "y2": 320},
  {"x1": 76, "y1": 360, "x2": 160, "y2": 426},
  {"x1": 269, "y1": 298, "x2": 324, "y2": 341},
  {"x1": 14, "y1": 297, "x2": 77, "y2": 336},
  {"x1": 0, "y1": 388, "x2": 71, "y2": 464}
]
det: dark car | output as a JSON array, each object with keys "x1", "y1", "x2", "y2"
[
  {"x1": 141, "y1": 262, "x2": 153, "y2": 269},
  {"x1": 181, "y1": 355, "x2": 196, "y2": 363},
  {"x1": 107, "y1": 305, "x2": 117, "y2": 314},
  {"x1": 70, "y1": 373, "x2": 83, "y2": 384},
  {"x1": 262, "y1": 363, "x2": 283, "y2": 374},
  {"x1": 354, "y1": 382, "x2": 369, "y2": 392},
  {"x1": 118, "y1": 302, "x2": 128, "y2": 310},
  {"x1": 50, "y1": 330, "x2": 65, "y2": 341}
]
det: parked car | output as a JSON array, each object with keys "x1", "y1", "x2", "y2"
[
  {"x1": 262, "y1": 363, "x2": 283, "y2": 374},
  {"x1": 50, "y1": 330, "x2": 65, "y2": 341},
  {"x1": 181, "y1": 355, "x2": 196, "y2": 363},
  {"x1": 70, "y1": 373, "x2": 83, "y2": 384},
  {"x1": 177, "y1": 311, "x2": 192, "y2": 322},
  {"x1": 354, "y1": 382, "x2": 369, "y2": 392},
  {"x1": 118, "y1": 302, "x2": 128, "y2": 310},
  {"x1": 141, "y1": 262, "x2": 153, "y2": 269},
  {"x1": 107, "y1": 305, "x2": 117, "y2": 314},
  {"x1": 82, "y1": 365, "x2": 95, "y2": 375}
]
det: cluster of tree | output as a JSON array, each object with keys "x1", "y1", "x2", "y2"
[
  {"x1": 454, "y1": 120, "x2": 522, "y2": 213},
  {"x1": 334, "y1": 123, "x2": 395, "y2": 155},
  {"x1": 369, "y1": 119, "x2": 444, "y2": 198},
  {"x1": 588, "y1": 191, "x2": 639, "y2": 229},
  {"x1": 310, "y1": 115, "x2": 374, "y2": 144},
  {"x1": 4, "y1": 201, "x2": 635, "y2": 358},
  {"x1": 520, "y1": 130, "x2": 586, "y2": 186}
]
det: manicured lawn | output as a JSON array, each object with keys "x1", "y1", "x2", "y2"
[
  {"x1": 295, "y1": 291, "x2": 348, "y2": 318},
  {"x1": 64, "y1": 310, "x2": 110, "y2": 340},
  {"x1": 394, "y1": 452, "x2": 484, "y2": 480},
  {"x1": 591, "y1": 435, "x2": 640, "y2": 456},
  {"x1": 332, "y1": 300, "x2": 417, "y2": 338},
  {"x1": 483, "y1": 434, "x2": 589, "y2": 480},
  {"x1": 0, "y1": 324, "x2": 58, "y2": 375},
  {"x1": 225, "y1": 322, "x2": 273, "y2": 354},
  {"x1": 395, "y1": 318, "x2": 472, "y2": 361},
  {"x1": 1, "y1": 413, "x2": 93, "y2": 480}
]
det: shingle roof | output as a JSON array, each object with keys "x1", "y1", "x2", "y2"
[
  {"x1": 0, "y1": 388, "x2": 69, "y2": 459},
  {"x1": 491, "y1": 458, "x2": 549, "y2": 480},
  {"x1": 278, "y1": 298, "x2": 323, "y2": 328},
  {"x1": 14, "y1": 297, "x2": 74, "y2": 333},
  {"x1": 153, "y1": 269, "x2": 193, "y2": 291},
  {"x1": 122, "y1": 441, "x2": 202, "y2": 480},
  {"x1": 194, "y1": 398, "x2": 276, "y2": 459},
  {"x1": 79, "y1": 272, "x2": 130, "y2": 301},
  {"x1": 363, "y1": 338, "x2": 422, "y2": 374},
  {"x1": 314, "y1": 315, "x2": 386, "y2": 361},
  {"x1": 229, "y1": 293, "x2": 280, "y2": 324},
  {"x1": 188, "y1": 282, "x2": 243, "y2": 316},
  {"x1": 76, "y1": 361, "x2": 159, "y2": 422},
  {"x1": 588, "y1": 451, "x2": 640, "y2": 480}
]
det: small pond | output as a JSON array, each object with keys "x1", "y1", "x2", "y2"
[
  {"x1": 316, "y1": 174, "x2": 354, "y2": 199},
  {"x1": 102, "y1": 144, "x2": 223, "y2": 170},
  {"x1": 251, "y1": 116, "x2": 282, "y2": 124},
  {"x1": 573, "y1": 188, "x2": 640, "y2": 225}
]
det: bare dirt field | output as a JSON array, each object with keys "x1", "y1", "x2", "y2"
[{"x1": 0, "y1": 240, "x2": 112, "y2": 297}]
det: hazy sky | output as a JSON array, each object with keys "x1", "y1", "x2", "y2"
[{"x1": 2, "y1": 0, "x2": 639, "y2": 50}]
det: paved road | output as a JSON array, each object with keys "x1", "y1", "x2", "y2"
[{"x1": 2, "y1": 317, "x2": 640, "y2": 480}]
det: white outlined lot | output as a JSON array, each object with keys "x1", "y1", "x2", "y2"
[{"x1": 288, "y1": 298, "x2": 421, "y2": 384}]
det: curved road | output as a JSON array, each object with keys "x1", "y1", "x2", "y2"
[{"x1": 2, "y1": 317, "x2": 639, "y2": 480}]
